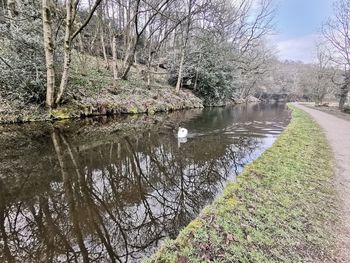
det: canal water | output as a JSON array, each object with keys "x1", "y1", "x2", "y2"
[{"x1": 0, "y1": 103, "x2": 290, "y2": 262}]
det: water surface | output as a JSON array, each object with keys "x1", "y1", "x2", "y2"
[{"x1": 0, "y1": 103, "x2": 290, "y2": 262}]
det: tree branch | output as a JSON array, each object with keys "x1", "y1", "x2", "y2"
[{"x1": 71, "y1": 0, "x2": 103, "y2": 42}]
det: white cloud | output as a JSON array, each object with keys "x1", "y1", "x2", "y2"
[{"x1": 269, "y1": 34, "x2": 321, "y2": 63}]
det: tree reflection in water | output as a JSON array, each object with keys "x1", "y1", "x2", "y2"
[{"x1": 0, "y1": 104, "x2": 289, "y2": 262}]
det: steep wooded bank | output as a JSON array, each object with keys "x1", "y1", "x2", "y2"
[
  {"x1": 0, "y1": 0, "x2": 275, "y2": 123},
  {"x1": 0, "y1": 53, "x2": 203, "y2": 123}
]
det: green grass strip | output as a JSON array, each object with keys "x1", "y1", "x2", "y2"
[{"x1": 147, "y1": 105, "x2": 339, "y2": 263}]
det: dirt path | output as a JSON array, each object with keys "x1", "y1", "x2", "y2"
[{"x1": 294, "y1": 103, "x2": 350, "y2": 261}]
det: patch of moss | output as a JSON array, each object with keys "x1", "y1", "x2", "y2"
[
  {"x1": 146, "y1": 105, "x2": 339, "y2": 263},
  {"x1": 128, "y1": 106, "x2": 138, "y2": 114},
  {"x1": 51, "y1": 108, "x2": 75, "y2": 120},
  {"x1": 147, "y1": 108, "x2": 156, "y2": 115}
]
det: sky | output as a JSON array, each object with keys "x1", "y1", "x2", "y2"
[{"x1": 272, "y1": 0, "x2": 334, "y2": 63}]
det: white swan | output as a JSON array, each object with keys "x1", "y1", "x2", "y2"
[{"x1": 177, "y1": 127, "x2": 188, "y2": 138}]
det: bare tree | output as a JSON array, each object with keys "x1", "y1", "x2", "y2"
[
  {"x1": 312, "y1": 44, "x2": 336, "y2": 104},
  {"x1": 322, "y1": 0, "x2": 350, "y2": 109},
  {"x1": 42, "y1": 0, "x2": 103, "y2": 108},
  {"x1": 175, "y1": 0, "x2": 194, "y2": 93},
  {"x1": 120, "y1": 0, "x2": 174, "y2": 80}
]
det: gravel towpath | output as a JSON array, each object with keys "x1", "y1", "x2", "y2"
[{"x1": 294, "y1": 103, "x2": 350, "y2": 261}]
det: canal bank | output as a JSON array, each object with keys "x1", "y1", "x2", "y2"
[
  {"x1": 147, "y1": 106, "x2": 340, "y2": 262},
  {"x1": 0, "y1": 81, "x2": 261, "y2": 125},
  {"x1": 0, "y1": 87, "x2": 204, "y2": 124}
]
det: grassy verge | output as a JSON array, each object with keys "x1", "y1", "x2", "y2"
[{"x1": 147, "y1": 105, "x2": 339, "y2": 262}]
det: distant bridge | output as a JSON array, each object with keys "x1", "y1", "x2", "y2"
[{"x1": 258, "y1": 93, "x2": 307, "y2": 102}]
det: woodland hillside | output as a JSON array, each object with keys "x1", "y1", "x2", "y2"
[{"x1": 1, "y1": 0, "x2": 350, "y2": 123}]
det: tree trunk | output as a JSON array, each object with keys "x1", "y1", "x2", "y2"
[
  {"x1": 122, "y1": 2, "x2": 132, "y2": 71},
  {"x1": 90, "y1": 24, "x2": 99, "y2": 53},
  {"x1": 56, "y1": 48, "x2": 72, "y2": 104},
  {"x1": 240, "y1": 85, "x2": 247, "y2": 99},
  {"x1": 340, "y1": 71, "x2": 350, "y2": 110},
  {"x1": 42, "y1": 0, "x2": 55, "y2": 109},
  {"x1": 121, "y1": 44, "x2": 137, "y2": 80},
  {"x1": 111, "y1": 34, "x2": 119, "y2": 83},
  {"x1": 339, "y1": 83, "x2": 349, "y2": 110},
  {"x1": 56, "y1": 0, "x2": 102, "y2": 105},
  {"x1": 146, "y1": 42, "x2": 153, "y2": 87},
  {"x1": 121, "y1": 38, "x2": 133, "y2": 77},
  {"x1": 193, "y1": 52, "x2": 201, "y2": 91},
  {"x1": 147, "y1": 57, "x2": 152, "y2": 88},
  {"x1": 100, "y1": 28, "x2": 109, "y2": 66},
  {"x1": 98, "y1": 4, "x2": 108, "y2": 66},
  {"x1": 78, "y1": 33, "x2": 84, "y2": 52},
  {"x1": 175, "y1": 0, "x2": 192, "y2": 93},
  {"x1": 55, "y1": 0, "x2": 74, "y2": 105},
  {"x1": 175, "y1": 48, "x2": 185, "y2": 93},
  {"x1": 193, "y1": 66, "x2": 199, "y2": 91}
]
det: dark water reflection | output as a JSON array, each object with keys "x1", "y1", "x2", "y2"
[{"x1": 0, "y1": 103, "x2": 290, "y2": 262}]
